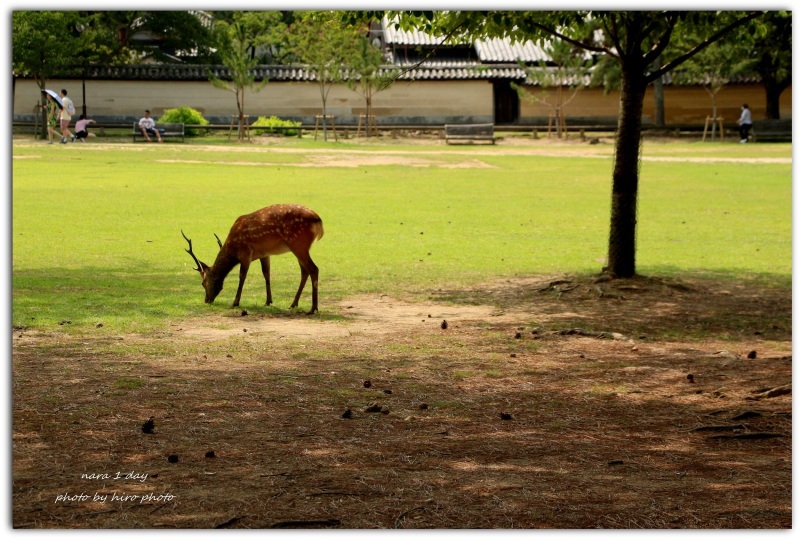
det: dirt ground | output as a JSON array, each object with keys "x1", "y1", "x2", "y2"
[{"x1": 12, "y1": 273, "x2": 791, "y2": 529}]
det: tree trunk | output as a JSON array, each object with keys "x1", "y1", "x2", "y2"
[
  {"x1": 761, "y1": 74, "x2": 782, "y2": 120},
  {"x1": 652, "y1": 55, "x2": 665, "y2": 128},
  {"x1": 37, "y1": 79, "x2": 47, "y2": 140},
  {"x1": 365, "y1": 87, "x2": 375, "y2": 138},
  {"x1": 606, "y1": 69, "x2": 647, "y2": 278},
  {"x1": 710, "y1": 90, "x2": 717, "y2": 120},
  {"x1": 320, "y1": 80, "x2": 329, "y2": 141},
  {"x1": 239, "y1": 89, "x2": 247, "y2": 140},
  {"x1": 235, "y1": 89, "x2": 245, "y2": 140}
]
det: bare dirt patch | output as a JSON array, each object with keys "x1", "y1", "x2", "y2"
[
  {"x1": 155, "y1": 155, "x2": 498, "y2": 169},
  {"x1": 12, "y1": 274, "x2": 791, "y2": 529},
  {"x1": 176, "y1": 295, "x2": 500, "y2": 341}
]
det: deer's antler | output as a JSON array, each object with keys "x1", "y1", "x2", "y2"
[{"x1": 181, "y1": 230, "x2": 204, "y2": 273}]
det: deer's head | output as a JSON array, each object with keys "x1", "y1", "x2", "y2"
[{"x1": 181, "y1": 230, "x2": 222, "y2": 303}]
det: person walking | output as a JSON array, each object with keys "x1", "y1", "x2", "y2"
[
  {"x1": 737, "y1": 103, "x2": 753, "y2": 143},
  {"x1": 44, "y1": 93, "x2": 62, "y2": 144},
  {"x1": 59, "y1": 89, "x2": 76, "y2": 143}
]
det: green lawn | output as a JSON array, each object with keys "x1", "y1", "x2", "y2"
[{"x1": 12, "y1": 137, "x2": 792, "y2": 332}]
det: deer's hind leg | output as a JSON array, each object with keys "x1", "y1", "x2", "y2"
[
  {"x1": 260, "y1": 257, "x2": 272, "y2": 306},
  {"x1": 290, "y1": 251, "x2": 319, "y2": 314}
]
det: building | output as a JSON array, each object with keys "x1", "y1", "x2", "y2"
[{"x1": 12, "y1": 17, "x2": 790, "y2": 128}]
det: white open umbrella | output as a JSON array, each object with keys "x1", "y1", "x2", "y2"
[{"x1": 42, "y1": 89, "x2": 63, "y2": 109}]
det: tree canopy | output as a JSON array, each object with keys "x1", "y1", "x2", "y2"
[
  {"x1": 738, "y1": 11, "x2": 792, "y2": 119},
  {"x1": 288, "y1": 11, "x2": 365, "y2": 140},
  {"x1": 358, "y1": 10, "x2": 764, "y2": 278},
  {"x1": 208, "y1": 12, "x2": 285, "y2": 140}
]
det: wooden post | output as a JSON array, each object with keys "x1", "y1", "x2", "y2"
[
  {"x1": 702, "y1": 116, "x2": 724, "y2": 142},
  {"x1": 314, "y1": 115, "x2": 338, "y2": 141},
  {"x1": 356, "y1": 114, "x2": 364, "y2": 138},
  {"x1": 356, "y1": 114, "x2": 377, "y2": 138},
  {"x1": 547, "y1": 110, "x2": 567, "y2": 138},
  {"x1": 228, "y1": 114, "x2": 250, "y2": 141}
]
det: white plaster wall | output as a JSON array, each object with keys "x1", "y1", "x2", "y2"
[{"x1": 14, "y1": 78, "x2": 494, "y2": 124}]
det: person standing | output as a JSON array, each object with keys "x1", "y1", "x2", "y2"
[
  {"x1": 737, "y1": 103, "x2": 753, "y2": 143},
  {"x1": 74, "y1": 114, "x2": 96, "y2": 142},
  {"x1": 59, "y1": 89, "x2": 75, "y2": 143},
  {"x1": 138, "y1": 109, "x2": 163, "y2": 142}
]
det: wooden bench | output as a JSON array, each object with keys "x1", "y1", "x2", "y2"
[
  {"x1": 132, "y1": 122, "x2": 185, "y2": 142},
  {"x1": 445, "y1": 123, "x2": 495, "y2": 145},
  {"x1": 749, "y1": 119, "x2": 792, "y2": 143}
]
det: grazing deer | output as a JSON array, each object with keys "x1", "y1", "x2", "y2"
[{"x1": 182, "y1": 204, "x2": 324, "y2": 314}]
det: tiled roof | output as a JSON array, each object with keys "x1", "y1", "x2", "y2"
[
  {"x1": 382, "y1": 20, "x2": 451, "y2": 47},
  {"x1": 84, "y1": 63, "x2": 528, "y2": 82},
  {"x1": 397, "y1": 65, "x2": 527, "y2": 81},
  {"x1": 382, "y1": 17, "x2": 551, "y2": 64},
  {"x1": 78, "y1": 62, "x2": 760, "y2": 86},
  {"x1": 475, "y1": 38, "x2": 550, "y2": 63}
]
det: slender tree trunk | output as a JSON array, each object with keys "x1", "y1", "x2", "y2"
[
  {"x1": 711, "y1": 90, "x2": 719, "y2": 140},
  {"x1": 240, "y1": 90, "x2": 246, "y2": 140},
  {"x1": 365, "y1": 90, "x2": 373, "y2": 138},
  {"x1": 319, "y1": 79, "x2": 329, "y2": 141},
  {"x1": 606, "y1": 69, "x2": 647, "y2": 278},
  {"x1": 37, "y1": 78, "x2": 47, "y2": 140},
  {"x1": 235, "y1": 90, "x2": 245, "y2": 140},
  {"x1": 653, "y1": 54, "x2": 665, "y2": 128}
]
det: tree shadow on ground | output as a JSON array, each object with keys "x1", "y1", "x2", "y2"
[
  {"x1": 11, "y1": 271, "x2": 792, "y2": 528},
  {"x1": 429, "y1": 272, "x2": 792, "y2": 343}
]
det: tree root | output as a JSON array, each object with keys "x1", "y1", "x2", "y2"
[{"x1": 746, "y1": 384, "x2": 791, "y2": 400}]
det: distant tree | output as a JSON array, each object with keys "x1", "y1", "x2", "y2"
[
  {"x1": 211, "y1": 10, "x2": 295, "y2": 64},
  {"x1": 289, "y1": 11, "x2": 362, "y2": 141},
  {"x1": 12, "y1": 11, "x2": 97, "y2": 138},
  {"x1": 209, "y1": 13, "x2": 282, "y2": 140},
  {"x1": 513, "y1": 39, "x2": 593, "y2": 138},
  {"x1": 91, "y1": 11, "x2": 215, "y2": 63},
  {"x1": 344, "y1": 35, "x2": 396, "y2": 137},
  {"x1": 670, "y1": 35, "x2": 751, "y2": 138},
  {"x1": 740, "y1": 11, "x2": 791, "y2": 119}
]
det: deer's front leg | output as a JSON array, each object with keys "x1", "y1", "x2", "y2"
[
  {"x1": 260, "y1": 257, "x2": 272, "y2": 306},
  {"x1": 233, "y1": 260, "x2": 250, "y2": 307}
]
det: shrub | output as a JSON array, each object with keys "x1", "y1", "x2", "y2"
[
  {"x1": 159, "y1": 106, "x2": 209, "y2": 137},
  {"x1": 251, "y1": 116, "x2": 302, "y2": 137}
]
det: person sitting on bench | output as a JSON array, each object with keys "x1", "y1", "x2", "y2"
[{"x1": 138, "y1": 109, "x2": 163, "y2": 142}]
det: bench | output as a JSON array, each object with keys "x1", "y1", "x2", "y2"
[
  {"x1": 445, "y1": 123, "x2": 495, "y2": 145},
  {"x1": 749, "y1": 119, "x2": 792, "y2": 143},
  {"x1": 132, "y1": 122, "x2": 185, "y2": 142}
]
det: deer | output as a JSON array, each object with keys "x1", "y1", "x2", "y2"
[{"x1": 182, "y1": 204, "x2": 324, "y2": 314}]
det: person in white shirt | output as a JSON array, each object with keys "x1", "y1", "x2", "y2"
[
  {"x1": 59, "y1": 89, "x2": 74, "y2": 143},
  {"x1": 737, "y1": 103, "x2": 753, "y2": 143},
  {"x1": 138, "y1": 109, "x2": 163, "y2": 142}
]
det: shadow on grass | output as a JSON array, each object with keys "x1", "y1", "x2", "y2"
[
  {"x1": 12, "y1": 265, "x2": 341, "y2": 331},
  {"x1": 428, "y1": 270, "x2": 792, "y2": 342}
]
